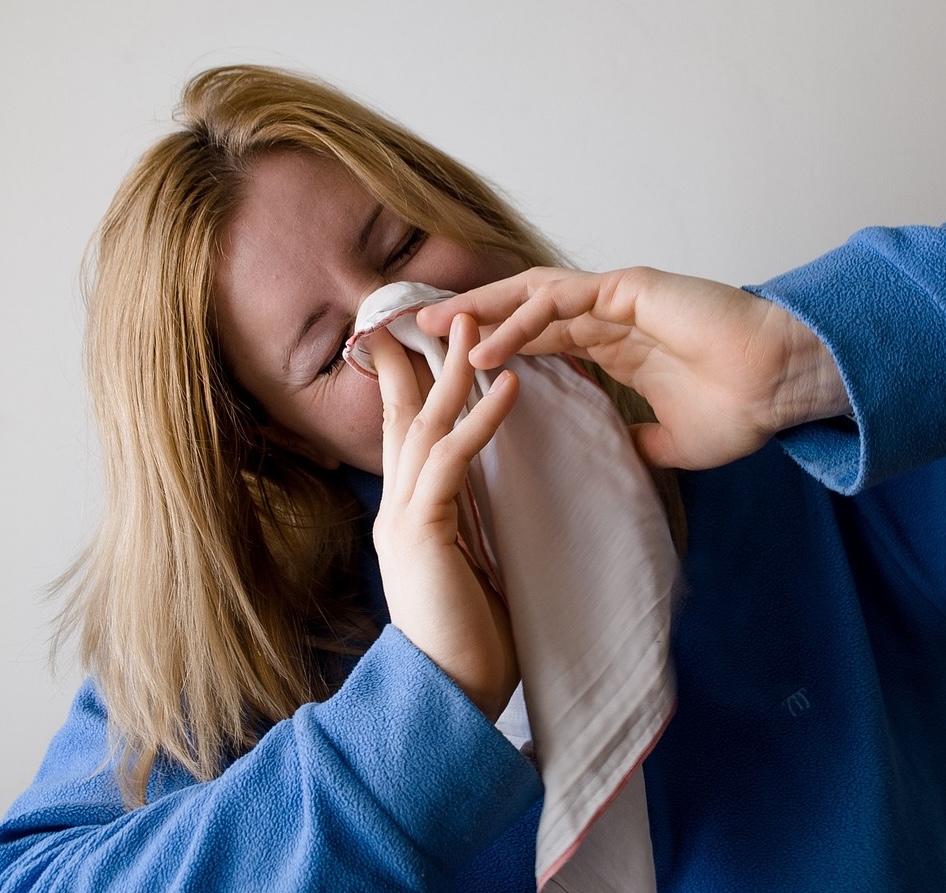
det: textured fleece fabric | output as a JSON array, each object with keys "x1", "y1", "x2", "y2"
[{"x1": 2, "y1": 224, "x2": 944, "y2": 892}]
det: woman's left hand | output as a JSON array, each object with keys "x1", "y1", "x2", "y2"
[
  {"x1": 369, "y1": 314, "x2": 520, "y2": 721},
  {"x1": 418, "y1": 266, "x2": 851, "y2": 471}
]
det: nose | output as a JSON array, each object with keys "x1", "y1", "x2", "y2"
[
  {"x1": 354, "y1": 274, "x2": 391, "y2": 313},
  {"x1": 346, "y1": 281, "x2": 440, "y2": 402}
]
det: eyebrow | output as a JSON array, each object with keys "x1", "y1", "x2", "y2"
[{"x1": 355, "y1": 203, "x2": 384, "y2": 255}]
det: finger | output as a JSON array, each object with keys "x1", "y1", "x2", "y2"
[
  {"x1": 420, "y1": 268, "x2": 624, "y2": 368},
  {"x1": 370, "y1": 328, "x2": 423, "y2": 482},
  {"x1": 379, "y1": 314, "x2": 479, "y2": 499},
  {"x1": 467, "y1": 272, "x2": 610, "y2": 368},
  {"x1": 416, "y1": 269, "x2": 550, "y2": 336},
  {"x1": 413, "y1": 368, "x2": 520, "y2": 507},
  {"x1": 391, "y1": 313, "x2": 480, "y2": 490}
]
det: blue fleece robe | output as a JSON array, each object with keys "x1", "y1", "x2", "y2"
[{"x1": 1, "y1": 224, "x2": 944, "y2": 892}]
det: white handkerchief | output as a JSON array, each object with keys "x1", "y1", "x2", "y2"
[{"x1": 346, "y1": 282, "x2": 678, "y2": 892}]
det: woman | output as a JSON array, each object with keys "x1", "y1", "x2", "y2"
[{"x1": 1, "y1": 64, "x2": 944, "y2": 891}]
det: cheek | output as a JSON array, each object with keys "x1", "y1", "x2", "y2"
[
  {"x1": 321, "y1": 368, "x2": 385, "y2": 472},
  {"x1": 409, "y1": 239, "x2": 526, "y2": 294},
  {"x1": 345, "y1": 373, "x2": 384, "y2": 442}
]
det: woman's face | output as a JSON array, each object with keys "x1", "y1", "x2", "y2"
[{"x1": 214, "y1": 151, "x2": 525, "y2": 475}]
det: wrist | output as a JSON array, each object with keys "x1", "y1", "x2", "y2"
[{"x1": 771, "y1": 310, "x2": 852, "y2": 433}]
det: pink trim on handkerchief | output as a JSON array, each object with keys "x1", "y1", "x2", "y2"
[{"x1": 348, "y1": 282, "x2": 679, "y2": 893}]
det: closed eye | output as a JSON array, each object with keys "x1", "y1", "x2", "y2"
[
  {"x1": 386, "y1": 227, "x2": 428, "y2": 271},
  {"x1": 318, "y1": 327, "x2": 352, "y2": 377}
]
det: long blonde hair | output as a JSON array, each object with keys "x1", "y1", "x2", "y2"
[{"x1": 57, "y1": 64, "x2": 681, "y2": 805}]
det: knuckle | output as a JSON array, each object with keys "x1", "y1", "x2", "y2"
[
  {"x1": 526, "y1": 267, "x2": 555, "y2": 292},
  {"x1": 531, "y1": 281, "x2": 557, "y2": 304},
  {"x1": 404, "y1": 413, "x2": 433, "y2": 443},
  {"x1": 382, "y1": 400, "x2": 418, "y2": 430},
  {"x1": 625, "y1": 265, "x2": 660, "y2": 289},
  {"x1": 426, "y1": 437, "x2": 458, "y2": 465}
]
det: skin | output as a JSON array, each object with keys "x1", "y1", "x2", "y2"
[
  {"x1": 215, "y1": 150, "x2": 851, "y2": 719},
  {"x1": 418, "y1": 266, "x2": 852, "y2": 470},
  {"x1": 214, "y1": 151, "x2": 524, "y2": 718},
  {"x1": 215, "y1": 150, "x2": 524, "y2": 474}
]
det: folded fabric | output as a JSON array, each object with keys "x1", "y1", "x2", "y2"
[{"x1": 345, "y1": 282, "x2": 679, "y2": 892}]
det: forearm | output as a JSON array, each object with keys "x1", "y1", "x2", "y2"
[{"x1": 1, "y1": 627, "x2": 541, "y2": 892}]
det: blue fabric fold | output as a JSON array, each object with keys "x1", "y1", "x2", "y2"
[{"x1": 746, "y1": 223, "x2": 946, "y2": 493}]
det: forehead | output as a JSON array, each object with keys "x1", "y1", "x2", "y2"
[
  {"x1": 228, "y1": 152, "x2": 366, "y2": 257},
  {"x1": 212, "y1": 153, "x2": 370, "y2": 370},
  {"x1": 217, "y1": 153, "x2": 367, "y2": 302}
]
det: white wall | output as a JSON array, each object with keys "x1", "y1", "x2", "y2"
[{"x1": 2, "y1": 0, "x2": 944, "y2": 813}]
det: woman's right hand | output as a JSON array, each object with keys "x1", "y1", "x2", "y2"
[{"x1": 369, "y1": 314, "x2": 520, "y2": 721}]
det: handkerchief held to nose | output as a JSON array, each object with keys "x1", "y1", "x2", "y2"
[{"x1": 345, "y1": 282, "x2": 679, "y2": 893}]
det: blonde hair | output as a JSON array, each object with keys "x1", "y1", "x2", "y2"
[{"x1": 57, "y1": 64, "x2": 681, "y2": 805}]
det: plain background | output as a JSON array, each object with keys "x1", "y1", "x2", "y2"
[{"x1": 2, "y1": 0, "x2": 944, "y2": 814}]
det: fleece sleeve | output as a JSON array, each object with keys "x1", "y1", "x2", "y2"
[
  {"x1": 0, "y1": 626, "x2": 542, "y2": 893},
  {"x1": 744, "y1": 223, "x2": 946, "y2": 494}
]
